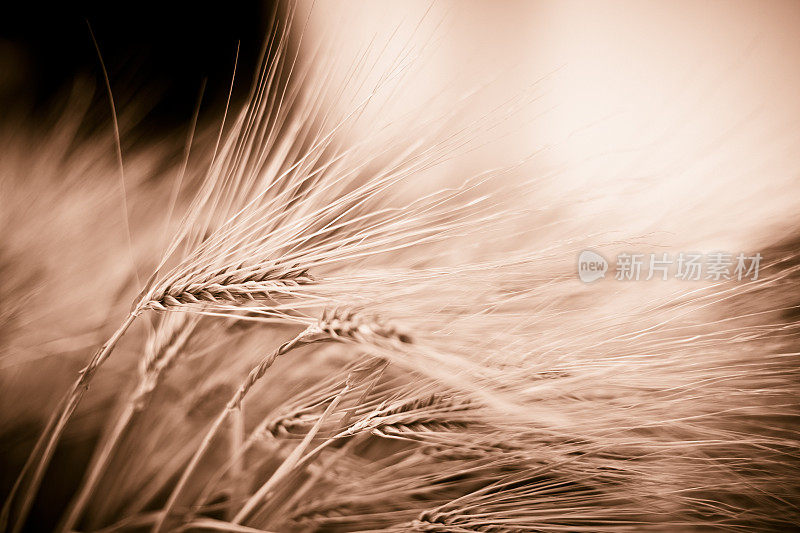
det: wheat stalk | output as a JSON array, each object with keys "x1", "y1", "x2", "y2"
[
  {"x1": 57, "y1": 313, "x2": 198, "y2": 532},
  {"x1": 6, "y1": 2, "x2": 800, "y2": 531},
  {"x1": 153, "y1": 308, "x2": 410, "y2": 530}
]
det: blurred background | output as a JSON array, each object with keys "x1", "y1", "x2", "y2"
[
  {"x1": 0, "y1": 0, "x2": 272, "y2": 135},
  {"x1": 296, "y1": 0, "x2": 800, "y2": 253},
  {"x1": 3, "y1": 1, "x2": 799, "y2": 244},
  {"x1": 2, "y1": 1, "x2": 800, "y2": 530}
]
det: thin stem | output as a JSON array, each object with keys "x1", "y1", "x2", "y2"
[
  {"x1": 261, "y1": 362, "x2": 388, "y2": 523},
  {"x1": 232, "y1": 379, "x2": 352, "y2": 524},
  {"x1": 178, "y1": 518, "x2": 278, "y2": 533},
  {"x1": 60, "y1": 315, "x2": 196, "y2": 531},
  {"x1": 266, "y1": 429, "x2": 366, "y2": 526},
  {"x1": 4, "y1": 311, "x2": 138, "y2": 533},
  {"x1": 153, "y1": 327, "x2": 319, "y2": 532},
  {"x1": 228, "y1": 405, "x2": 246, "y2": 520},
  {"x1": 57, "y1": 392, "x2": 140, "y2": 532},
  {"x1": 0, "y1": 392, "x2": 66, "y2": 531}
]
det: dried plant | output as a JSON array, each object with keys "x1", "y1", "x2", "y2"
[{"x1": 2, "y1": 2, "x2": 800, "y2": 533}]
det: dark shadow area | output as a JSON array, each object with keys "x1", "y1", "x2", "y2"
[{"x1": 0, "y1": 0, "x2": 274, "y2": 135}]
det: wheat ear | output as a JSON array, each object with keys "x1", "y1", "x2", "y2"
[
  {"x1": 156, "y1": 308, "x2": 410, "y2": 530},
  {"x1": 6, "y1": 259, "x2": 317, "y2": 532},
  {"x1": 142, "y1": 265, "x2": 313, "y2": 310},
  {"x1": 187, "y1": 360, "x2": 383, "y2": 513},
  {"x1": 153, "y1": 325, "x2": 322, "y2": 532}
]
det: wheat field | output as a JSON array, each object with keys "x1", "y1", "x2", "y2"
[{"x1": 1, "y1": 1, "x2": 800, "y2": 532}]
